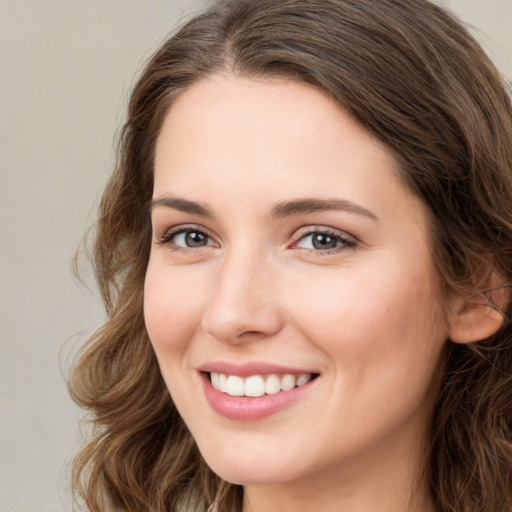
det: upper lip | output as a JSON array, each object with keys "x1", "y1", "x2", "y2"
[{"x1": 197, "y1": 361, "x2": 318, "y2": 377}]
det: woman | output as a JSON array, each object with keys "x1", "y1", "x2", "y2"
[{"x1": 69, "y1": 0, "x2": 512, "y2": 511}]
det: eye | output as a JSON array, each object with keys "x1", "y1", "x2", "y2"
[
  {"x1": 173, "y1": 230, "x2": 210, "y2": 248},
  {"x1": 294, "y1": 229, "x2": 356, "y2": 253},
  {"x1": 157, "y1": 226, "x2": 217, "y2": 250}
]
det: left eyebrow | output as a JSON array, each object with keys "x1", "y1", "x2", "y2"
[{"x1": 270, "y1": 198, "x2": 379, "y2": 221}]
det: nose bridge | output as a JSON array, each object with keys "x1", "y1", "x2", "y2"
[{"x1": 202, "y1": 242, "x2": 282, "y2": 343}]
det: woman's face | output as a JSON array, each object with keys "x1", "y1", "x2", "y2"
[{"x1": 144, "y1": 75, "x2": 450, "y2": 489}]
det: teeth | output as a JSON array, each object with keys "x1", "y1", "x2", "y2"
[
  {"x1": 218, "y1": 373, "x2": 227, "y2": 393},
  {"x1": 245, "y1": 375, "x2": 266, "y2": 397},
  {"x1": 210, "y1": 372, "x2": 313, "y2": 397},
  {"x1": 280, "y1": 374, "x2": 296, "y2": 391},
  {"x1": 226, "y1": 375, "x2": 244, "y2": 396},
  {"x1": 296, "y1": 374, "x2": 312, "y2": 386},
  {"x1": 211, "y1": 372, "x2": 220, "y2": 389},
  {"x1": 265, "y1": 374, "x2": 281, "y2": 395}
]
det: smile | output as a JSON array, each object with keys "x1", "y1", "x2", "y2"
[
  {"x1": 199, "y1": 363, "x2": 320, "y2": 420},
  {"x1": 210, "y1": 372, "x2": 313, "y2": 397}
]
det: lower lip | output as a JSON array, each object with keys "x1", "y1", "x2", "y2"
[{"x1": 201, "y1": 374, "x2": 317, "y2": 421}]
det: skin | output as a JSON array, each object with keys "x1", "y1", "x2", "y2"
[{"x1": 144, "y1": 75, "x2": 454, "y2": 512}]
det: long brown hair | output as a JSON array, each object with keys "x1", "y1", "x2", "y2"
[{"x1": 68, "y1": 1, "x2": 512, "y2": 510}]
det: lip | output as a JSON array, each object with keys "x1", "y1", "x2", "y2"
[
  {"x1": 197, "y1": 360, "x2": 317, "y2": 377},
  {"x1": 198, "y1": 361, "x2": 319, "y2": 421}
]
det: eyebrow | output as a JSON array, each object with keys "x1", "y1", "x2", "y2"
[
  {"x1": 270, "y1": 198, "x2": 379, "y2": 221},
  {"x1": 151, "y1": 196, "x2": 378, "y2": 221},
  {"x1": 151, "y1": 197, "x2": 213, "y2": 217}
]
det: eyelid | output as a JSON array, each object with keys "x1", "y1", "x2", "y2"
[
  {"x1": 154, "y1": 223, "x2": 356, "y2": 254},
  {"x1": 290, "y1": 226, "x2": 357, "y2": 252},
  {"x1": 155, "y1": 223, "x2": 218, "y2": 247}
]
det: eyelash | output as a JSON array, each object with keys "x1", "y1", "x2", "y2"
[
  {"x1": 292, "y1": 228, "x2": 357, "y2": 255},
  {"x1": 155, "y1": 225, "x2": 357, "y2": 255},
  {"x1": 156, "y1": 225, "x2": 218, "y2": 252}
]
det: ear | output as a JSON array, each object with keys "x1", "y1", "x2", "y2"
[{"x1": 448, "y1": 286, "x2": 509, "y2": 344}]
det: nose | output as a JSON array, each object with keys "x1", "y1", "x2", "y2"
[{"x1": 201, "y1": 248, "x2": 284, "y2": 344}]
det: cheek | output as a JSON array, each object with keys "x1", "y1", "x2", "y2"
[
  {"x1": 143, "y1": 264, "x2": 206, "y2": 355},
  {"x1": 288, "y1": 262, "x2": 448, "y2": 446},
  {"x1": 287, "y1": 259, "x2": 448, "y2": 368}
]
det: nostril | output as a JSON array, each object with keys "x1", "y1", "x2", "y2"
[{"x1": 238, "y1": 330, "x2": 265, "y2": 339}]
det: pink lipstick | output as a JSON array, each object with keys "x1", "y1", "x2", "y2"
[{"x1": 198, "y1": 361, "x2": 319, "y2": 421}]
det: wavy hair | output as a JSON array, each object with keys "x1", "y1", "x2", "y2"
[{"x1": 68, "y1": 1, "x2": 512, "y2": 510}]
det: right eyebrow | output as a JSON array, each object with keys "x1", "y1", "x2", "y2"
[{"x1": 150, "y1": 196, "x2": 213, "y2": 218}]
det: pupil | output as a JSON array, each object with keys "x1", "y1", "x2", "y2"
[
  {"x1": 185, "y1": 231, "x2": 207, "y2": 247},
  {"x1": 312, "y1": 233, "x2": 336, "y2": 250}
]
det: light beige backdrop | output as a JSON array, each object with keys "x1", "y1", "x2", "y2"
[{"x1": 0, "y1": 1, "x2": 510, "y2": 511}]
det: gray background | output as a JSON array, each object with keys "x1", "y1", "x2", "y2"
[{"x1": 1, "y1": 1, "x2": 510, "y2": 511}]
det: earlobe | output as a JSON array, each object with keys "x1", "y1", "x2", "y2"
[{"x1": 448, "y1": 287, "x2": 509, "y2": 344}]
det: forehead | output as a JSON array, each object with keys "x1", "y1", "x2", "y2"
[
  {"x1": 153, "y1": 74, "x2": 421, "y2": 224},
  {"x1": 157, "y1": 74, "x2": 382, "y2": 145}
]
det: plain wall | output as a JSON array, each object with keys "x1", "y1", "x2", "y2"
[{"x1": 0, "y1": 1, "x2": 510, "y2": 511}]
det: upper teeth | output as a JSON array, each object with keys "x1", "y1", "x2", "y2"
[{"x1": 210, "y1": 372, "x2": 312, "y2": 397}]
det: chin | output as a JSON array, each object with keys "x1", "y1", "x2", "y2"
[
  {"x1": 197, "y1": 437, "x2": 307, "y2": 486},
  {"x1": 206, "y1": 460, "x2": 299, "y2": 487}
]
